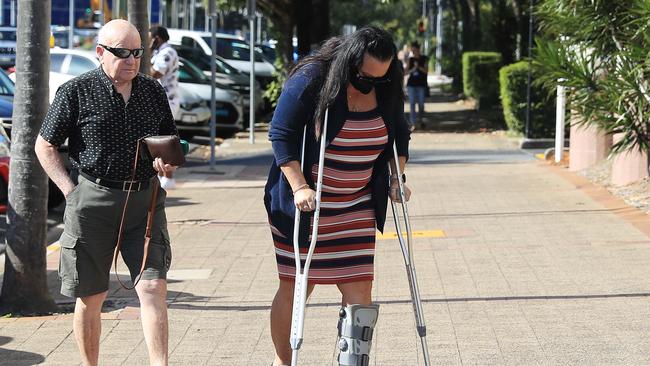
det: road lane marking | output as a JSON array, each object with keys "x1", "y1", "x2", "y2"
[{"x1": 377, "y1": 229, "x2": 445, "y2": 240}]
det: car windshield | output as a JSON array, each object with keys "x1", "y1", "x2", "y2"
[
  {"x1": 0, "y1": 69, "x2": 14, "y2": 96},
  {"x1": 203, "y1": 37, "x2": 264, "y2": 62},
  {"x1": 178, "y1": 50, "x2": 240, "y2": 75},
  {"x1": 175, "y1": 48, "x2": 236, "y2": 75},
  {"x1": 0, "y1": 30, "x2": 17, "y2": 42},
  {"x1": 179, "y1": 59, "x2": 210, "y2": 84}
]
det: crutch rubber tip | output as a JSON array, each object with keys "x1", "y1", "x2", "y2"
[{"x1": 417, "y1": 325, "x2": 427, "y2": 337}]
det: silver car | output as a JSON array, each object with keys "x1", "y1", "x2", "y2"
[
  {"x1": 178, "y1": 57, "x2": 244, "y2": 138},
  {"x1": 172, "y1": 44, "x2": 264, "y2": 116}
]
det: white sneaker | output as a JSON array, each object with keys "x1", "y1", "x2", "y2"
[{"x1": 159, "y1": 176, "x2": 176, "y2": 190}]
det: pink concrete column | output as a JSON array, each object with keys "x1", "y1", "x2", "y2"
[
  {"x1": 610, "y1": 133, "x2": 649, "y2": 186},
  {"x1": 568, "y1": 116, "x2": 612, "y2": 171}
]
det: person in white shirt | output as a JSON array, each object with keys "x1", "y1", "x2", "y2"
[{"x1": 150, "y1": 25, "x2": 180, "y2": 189}]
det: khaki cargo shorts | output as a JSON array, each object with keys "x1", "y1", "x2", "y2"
[{"x1": 58, "y1": 174, "x2": 172, "y2": 298}]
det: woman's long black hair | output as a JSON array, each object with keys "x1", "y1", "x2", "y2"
[{"x1": 289, "y1": 26, "x2": 404, "y2": 138}]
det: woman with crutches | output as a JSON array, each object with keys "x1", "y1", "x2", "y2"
[{"x1": 264, "y1": 26, "x2": 411, "y2": 366}]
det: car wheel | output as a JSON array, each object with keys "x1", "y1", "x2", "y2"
[{"x1": 216, "y1": 129, "x2": 237, "y2": 139}]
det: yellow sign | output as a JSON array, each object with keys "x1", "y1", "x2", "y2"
[{"x1": 377, "y1": 230, "x2": 445, "y2": 240}]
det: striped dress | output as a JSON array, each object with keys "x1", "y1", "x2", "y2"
[{"x1": 271, "y1": 108, "x2": 388, "y2": 284}]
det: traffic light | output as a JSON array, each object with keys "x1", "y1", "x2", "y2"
[{"x1": 418, "y1": 20, "x2": 425, "y2": 34}]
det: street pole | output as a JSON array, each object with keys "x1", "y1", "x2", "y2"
[
  {"x1": 525, "y1": 0, "x2": 534, "y2": 139},
  {"x1": 190, "y1": 0, "x2": 195, "y2": 30},
  {"x1": 113, "y1": 0, "x2": 120, "y2": 20},
  {"x1": 435, "y1": 0, "x2": 443, "y2": 75},
  {"x1": 555, "y1": 80, "x2": 566, "y2": 163},
  {"x1": 249, "y1": 0, "x2": 256, "y2": 144},
  {"x1": 422, "y1": 0, "x2": 428, "y2": 55},
  {"x1": 99, "y1": 0, "x2": 104, "y2": 26},
  {"x1": 171, "y1": 0, "x2": 178, "y2": 28},
  {"x1": 209, "y1": 0, "x2": 217, "y2": 168},
  {"x1": 257, "y1": 14, "x2": 262, "y2": 44},
  {"x1": 68, "y1": 0, "x2": 74, "y2": 49}
]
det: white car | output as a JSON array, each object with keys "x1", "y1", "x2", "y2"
[{"x1": 167, "y1": 29, "x2": 276, "y2": 89}]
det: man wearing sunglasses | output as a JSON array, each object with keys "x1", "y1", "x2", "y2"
[{"x1": 35, "y1": 19, "x2": 177, "y2": 366}]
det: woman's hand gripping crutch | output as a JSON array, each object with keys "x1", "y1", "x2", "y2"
[
  {"x1": 289, "y1": 109, "x2": 329, "y2": 366},
  {"x1": 389, "y1": 143, "x2": 431, "y2": 366}
]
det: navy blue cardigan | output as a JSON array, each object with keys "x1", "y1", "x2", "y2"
[{"x1": 264, "y1": 62, "x2": 410, "y2": 245}]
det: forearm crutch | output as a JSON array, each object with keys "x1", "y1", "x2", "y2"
[
  {"x1": 389, "y1": 143, "x2": 431, "y2": 366},
  {"x1": 289, "y1": 109, "x2": 329, "y2": 366}
]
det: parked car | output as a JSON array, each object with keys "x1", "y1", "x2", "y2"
[
  {"x1": 178, "y1": 57, "x2": 244, "y2": 138},
  {"x1": 0, "y1": 68, "x2": 16, "y2": 133},
  {"x1": 0, "y1": 27, "x2": 17, "y2": 69},
  {"x1": 51, "y1": 25, "x2": 71, "y2": 49},
  {"x1": 175, "y1": 86, "x2": 212, "y2": 140},
  {"x1": 167, "y1": 29, "x2": 276, "y2": 89},
  {"x1": 0, "y1": 68, "x2": 66, "y2": 209},
  {"x1": 256, "y1": 42, "x2": 277, "y2": 64},
  {"x1": 26, "y1": 48, "x2": 213, "y2": 139},
  {"x1": 172, "y1": 44, "x2": 263, "y2": 116}
]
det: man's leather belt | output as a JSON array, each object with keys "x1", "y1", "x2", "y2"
[{"x1": 80, "y1": 171, "x2": 150, "y2": 192}]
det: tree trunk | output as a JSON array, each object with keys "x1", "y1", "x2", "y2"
[
  {"x1": 510, "y1": 0, "x2": 525, "y2": 59},
  {"x1": 458, "y1": 0, "x2": 475, "y2": 51},
  {"x1": 449, "y1": 1, "x2": 463, "y2": 92},
  {"x1": 489, "y1": 0, "x2": 516, "y2": 65},
  {"x1": 258, "y1": 0, "x2": 295, "y2": 69},
  {"x1": 471, "y1": 0, "x2": 481, "y2": 47},
  {"x1": 310, "y1": 0, "x2": 330, "y2": 48},
  {"x1": 0, "y1": 0, "x2": 57, "y2": 315},
  {"x1": 128, "y1": 0, "x2": 150, "y2": 74},
  {"x1": 295, "y1": 0, "x2": 311, "y2": 58}
]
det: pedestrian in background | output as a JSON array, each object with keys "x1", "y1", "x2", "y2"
[
  {"x1": 405, "y1": 41, "x2": 428, "y2": 131},
  {"x1": 150, "y1": 25, "x2": 180, "y2": 190},
  {"x1": 35, "y1": 19, "x2": 177, "y2": 366}
]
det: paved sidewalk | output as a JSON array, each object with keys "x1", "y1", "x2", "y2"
[{"x1": 4, "y1": 130, "x2": 650, "y2": 365}]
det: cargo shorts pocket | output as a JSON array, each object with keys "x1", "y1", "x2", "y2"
[
  {"x1": 161, "y1": 229, "x2": 172, "y2": 271},
  {"x1": 58, "y1": 232, "x2": 79, "y2": 285}
]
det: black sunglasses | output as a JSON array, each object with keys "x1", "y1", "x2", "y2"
[
  {"x1": 357, "y1": 73, "x2": 391, "y2": 85},
  {"x1": 99, "y1": 44, "x2": 145, "y2": 59}
]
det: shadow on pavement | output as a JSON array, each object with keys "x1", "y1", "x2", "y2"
[
  {"x1": 164, "y1": 196, "x2": 198, "y2": 208},
  {"x1": 411, "y1": 91, "x2": 507, "y2": 133},
  {"x1": 0, "y1": 336, "x2": 45, "y2": 365}
]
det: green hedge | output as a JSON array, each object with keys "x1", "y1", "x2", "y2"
[
  {"x1": 462, "y1": 52, "x2": 502, "y2": 107},
  {"x1": 499, "y1": 61, "x2": 556, "y2": 137}
]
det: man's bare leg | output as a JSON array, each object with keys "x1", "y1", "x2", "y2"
[
  {"x1": 136, "y1": 279, "x2": 169, "y2": 366},
  {"x1": 74, "y1": 291, "x2": 108, "y2": 366}
]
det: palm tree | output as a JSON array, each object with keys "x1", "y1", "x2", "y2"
[
  {"x1": 128, "y1": 0, "x2": 150, "y2": 74},
  {"x1": 0, "y1": 0, "x2": 57, "y2": 314},
  {"x1": 534, "y1": 0, "x2": 650, "y2": 153}
]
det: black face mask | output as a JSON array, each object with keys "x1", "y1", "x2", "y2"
[{"x1": 349, "y1": 72, "x2": 375, "y2": 94}]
